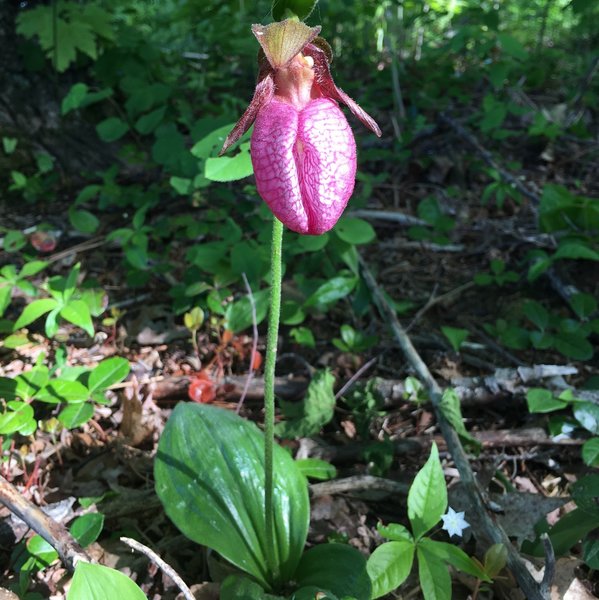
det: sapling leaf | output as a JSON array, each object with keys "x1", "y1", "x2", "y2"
[
  {"x1": 70, "y1": 513, "x2": 104, "y2": 547},
  {"x1": 367, "y1": 540, "x2": 415, "y2": 599},
  {"x1": 407, "y1": 443, "x2": 447, "y2": 539},
  {"x1": 377, "y1": 522, "x2": 413, "y2": 542},
  {"x1": 419, "y1": 539, "x2": 490, "y2": 581},
  {"x1": 88, "y1": 357, "x2": 130, "y2": 394},
  {"x1": 295, "y1": 458, "x2": 337, "y2": 480},
  {"x1": 417, "y1": 544, "x2": 451, "y2": 600}
]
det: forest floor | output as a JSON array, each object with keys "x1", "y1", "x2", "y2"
[{"x1": 1, "y1": 107, "x2": 598, "y2": 600}]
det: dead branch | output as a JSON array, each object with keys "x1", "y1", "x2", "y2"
[
  {"x1": 121, "y1": 536, "x2": 194, "y2": 600},
  {"x1": 0, "y1": 475, "x2": 89, "y2": 571}
]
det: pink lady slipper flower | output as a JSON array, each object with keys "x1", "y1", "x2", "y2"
[{"x1": 220, "y1": 19, "x2": 381, "y2": 235}]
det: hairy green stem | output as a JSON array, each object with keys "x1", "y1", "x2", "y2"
[{"x1": 264, "y1": 216, "x2": 283, "y2": 580}]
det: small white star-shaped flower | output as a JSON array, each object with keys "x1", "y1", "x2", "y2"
[{"x1": 441, "y1": 507, "x2": 470, "y2": 538}]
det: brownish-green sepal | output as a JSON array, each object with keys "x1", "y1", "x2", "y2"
[
  {"x1": 219, "y1": 74, "x2": 275, "y2": 155},
  {"x1": 252, "y1": 19, "x2": 321, "y2": 69}
]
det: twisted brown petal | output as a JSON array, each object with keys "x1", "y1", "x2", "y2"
[
  {"x1": 219, "y1": 74, "x2": 275, "y2": 156},
  {"x1": 304, "y1": 43, "x2": 382, "y2": 137}
]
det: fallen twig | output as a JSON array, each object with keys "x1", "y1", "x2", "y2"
[
  {"x1": 0, "y1": 475, "x2": 89, "y2": 571},
  {"x1": 310, "y1": 475, "x2": 408, "y2": 498},
  {"x1": 358, "y1": 253, "x2": 549, "y2": 600},
  {"x1": 120, "y1": 536, "x2": 194, "y2": 600}
]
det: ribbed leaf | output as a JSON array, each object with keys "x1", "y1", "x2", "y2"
[{"x1": 154, "y1": 403, "x2": 309, "y2": 589}]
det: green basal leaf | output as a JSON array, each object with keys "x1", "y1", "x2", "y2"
[
  {"x1": 224, "y1": 289, "x2": 270, "y2": 333},
  {"x1": 367, "y1": 540, "x2": 415, "y2": 599},
  {"x1": 407, "y1": 443, "x2": 447, "y2": 539},
  {"x1": 67, "y1": 562, "x2": 147, "y2": 600},
  {"x1": 295, "y1": 543, "x2": 371, "y2": 600},
  {"x1": 154, "y1": 403, "x2": 309, "y2": 589}
]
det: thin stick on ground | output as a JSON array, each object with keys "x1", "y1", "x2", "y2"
[
  {"x1": 358, "y1": 254, "x2": 549, "y2": 600},
  {"x1": 120, "y1": 537, "x2": 194, "y2": 600},
  {"x1": 0, "y1": 475, "x2": 89, "y2": 571},
  {"x1": 236, "y1": 272, "x2": 259, "y2": 414}
]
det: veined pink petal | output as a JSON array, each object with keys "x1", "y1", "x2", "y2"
[{"x1": 251, "y1": 97, "x2": 356, "y2": 235}]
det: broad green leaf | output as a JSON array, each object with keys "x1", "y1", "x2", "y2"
[
  {"x1": 70, "y1": 513, "x2": 104, "y2": 547},
  {"x1": 497, "y1": 33, "x2": 527, "y2": 60},
  {"x1": 135, "y1": 106, "x2": 167, "y2": 135},
  {"x1": 570, "y1": 293, "x2": 597, "y2": 319},
  {"x1": 523, "y1": 508, "x2": 598, "y2": 556},
  {"x1": 67, "y1": 562, "x2": 147, "y2": 600},
  {"x1": 69, "y1": 207, "x2": 99, "y2": 234},
  {"x1": 554, "y1": 242, "x2": 599, "y2": 262},
  {"x1": 220, "y1": 575, "x2": 269, "y2": 600},
  {"x1": 61, "y1": 300, "x2": 94, "y2": 336},
  {"x1": 582, "y1": 438, "x2": 599, "y2": 467},
  {"x1": 36, "y1": 380, "x2": 89, "y2": 404},
  {"x1": 419, "y1": 539, "x2": 490, "y2": 581},
  {"x1": 20, "y1": 260, "x2": 48, "y2": 278},
  {"x1": 407, "y1": 443, "x2": 447, "y2": 539},
  {"x1": 367, "y1": 540, "x2": 415, "y2": 599},
  {"x1": 304, "y1": 275, "x2": 357, "y2": 310},
  {"x1": 295, "y1": 458, "x2": 337, "y2": 481},
  {"x1": 295, "y1": 543, "x2": 371, "y2": 600},
  {"x1": 441, "y1": 326, "x2": 468, "y2": 352},
  {"x1": 335, "y1": 218, "x2": 376, "y2": 245},
  {"x1": 417, "y1": 544, "x2": 451, "y2": 600},
  {"x1": 484, "y1": 544, "x2": 508, "y2": 578},
  {"x1": 0, "y1": 378, "x2": 18, "y2": 401},
  {"x1": 62, "y1": 83, "x2": 89, "y2": 115},
  {"x1": 289, "y1": 326, "x2": 315, "y2": 347},
  {"x1": 526, "y1": 388, "x2": 567, "y2": 413},
  {"x1": 275, "y1": 370, "x2": 336, "y2": 438},
  {"x1": 88, "y1": 357, "x2": 130, "y2": 393},
  {"x1": 154, "y1": 403, "x2": 309, "y2": 589},
  {"x1": 27, "y1": 535, "x2": 59, "y2": 566},
  {"x1": 224, "y1": 289, "x2": 270, "y2": 333},
  {"x1": 554, "y1": 332, "x2": 594, "y2": 360},
  {"x1": 272, "y1": 0, "x2": 319, "y2": 21},
  {"x1": 16, "y1": 366, "x2": 50, "y2": 400},
  {"x1": 191, "y1": 123, "x2": 236, "y2": 159},
  {"x1": 574, "y1": 402, "x2": 599, "y2": 434},
  {"x1": 439, "y1": 389, "x2": 479, "y2": 448},
  {"x1": 96, "y1": 117, "x2": 129, "y2": 143},
  {"x1": 583, "y1": 538, "x2": 599, "y2": 569},
  {"x1": 0, "y1": 401, "x2": 34, "y2": 435},
  {"x1": 14, "y1": 298, "x2": 58, "y2": 329},
  {"x1": 205, "y1": 144, "x2": 254, "y2": 182},
  {"x1": 0, "y1": 287, "x2": 11, "y2": 317},
  {"x1": 59, "y1": 403, "x2": 94, "y2": 429},
  {"x1": 377, "y1": 522, "x2": 413, "y2": 542},
  {"x1": 572, "y1": 474, "x2": 599, "y2": 518}
]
